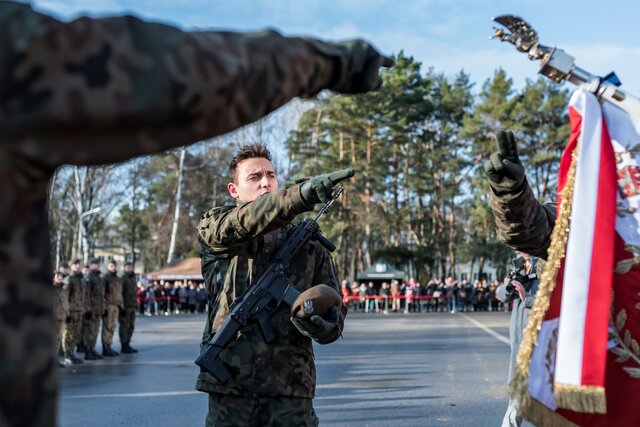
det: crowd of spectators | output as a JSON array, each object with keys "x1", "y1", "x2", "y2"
[
  {"x1": 340, "y1": 277, "x2": 509, "y2": 314},
  {"x1": 136, "y1": 280, "x2": 208, "y2": 316},
  {"x1": 133, "y1": 276, "x2": 511, "y2": 318}
]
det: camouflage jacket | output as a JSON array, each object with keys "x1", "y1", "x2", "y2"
[
  {"x1": 103, "y1": 271, "x2": 124, "y2": 308},
  {"x1": 86, "y1": 269, "x2": 105, "y2": 314},
  {"x1": 489, "y1": 178, "x2": 557, "y2": 259},
  {"x1": 0, "y1": 2, "x2": 383, "y2": 425},
  {"x1": 121, "y1": 272, "x2": 138, "y2": 310},
  {"x1": 66, "y1": 272, "x2": 85, "y2": 313},
  {"x1": 195, "y1": 185, "x2": 341, "y2": 398},
  {"x1": 53, "y1": 282, "x2": 69, "y2": 322}
]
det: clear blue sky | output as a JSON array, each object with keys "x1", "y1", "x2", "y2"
[{"x1": 29, "y1": 0, "x2": 640, "y2": 94}]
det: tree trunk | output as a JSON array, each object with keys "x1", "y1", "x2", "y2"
[
  {"x1": 478, "y1": 256, "x2": 486, "y2": 280},
  {"x1": 447, "y1": 203, "x2": 456, "y2": 277},
  {"x1": 167, "y1": 148, "x2": 186, "y2": 264}
]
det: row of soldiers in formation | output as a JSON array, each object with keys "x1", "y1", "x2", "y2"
[{"x1": 52, "y1": 258, "x2": 138, "y2": 367}]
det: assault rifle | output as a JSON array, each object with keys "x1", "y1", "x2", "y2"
[{"x1": 195, "y1": 188, "x2": 343, "y2": 383}]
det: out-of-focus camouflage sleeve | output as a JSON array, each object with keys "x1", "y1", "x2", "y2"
[
  {"x1": 0, "y1": 2, "x2": 369, "y2": 167},
  {"x1": 490, "y1": 178, "x2": 557, "y2": 260},
  {"x1": 198, "y1": 185, "x2": 312, "y2": 251}
]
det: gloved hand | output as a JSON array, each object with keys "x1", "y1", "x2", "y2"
[
  {"x1": 291, "y1": 306, "x2": 340, "y2": 341},
  {"x1": 84, "y1": 312, "x2": 92, "y2": 320},
  {"x1": 315, "y1": 40, "x2": 394, "y2": 94},
  {"x1": 483, "y1": 130, "x2": 525, "y2": 195},
  {"x1": 300, "y1": 168, "x2": 355, "y2": 205}
]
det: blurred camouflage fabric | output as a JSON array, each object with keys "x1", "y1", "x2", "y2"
[{"x1": 0, "y1": 1, "x2": 389, "y2": 425}]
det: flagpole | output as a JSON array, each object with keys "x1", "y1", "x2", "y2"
[{"x1": 492, "y1": 15, "x2": 640, "y2": 119}]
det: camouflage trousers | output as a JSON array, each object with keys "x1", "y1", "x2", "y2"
[
  {"x1": 82, "y1": 313, "x2": 101, "y2": 350},
  {"x1": 101, "y1": 305, "x2": 119, "y2": 347},
  {"x1": 56, "y1": 318, "x2": 65, "y2": 352},
  {"x1": 205, "y1": 393, "x2": 318, "y2": 427},
  {"x1": 62, "y1": 312, "x2": 83, "y2": 354},
  {"x1": 118, "y1": 308, "x2": 136, "y2": 345}
]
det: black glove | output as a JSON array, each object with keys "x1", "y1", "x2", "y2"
[
  {"x1": 300, "y1": 168, "x2": 355, "y2": 205},
  {"x1": 65, "y1": 316, "x2": 72, "y2": 323},
  {"x1": 483, "y1": 130, "x2": 525, "y2": 195},
  {"x1": 84, "y1": 312, "x2": 91, "y2": 320},
  {"x1": 103, "y1": 310, "x2": 108, "y2": 317},
  {"x1": 291, "y1": 306, "x2": 339, "y2": 341},
  {"x1": 315, "y1": 40, "x2": 394, "y2": 94}
]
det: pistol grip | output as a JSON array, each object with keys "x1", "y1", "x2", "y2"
[
  {"x1": 195, "y1": 348, "x2": 232, "y2": 384},
  {"x1": 257, "y1": 312, "x2": 276, "y2": 343}
]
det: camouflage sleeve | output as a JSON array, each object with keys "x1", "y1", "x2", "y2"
[
  {"x1": 1, "y1": 2, "x2": 373, "y2": 167},
  {"x1": 198, "y1": 185, "x2": 312, "y2": 251},
  {"x1": 489, "y1": 178, "x2": 557, "y2": 260}
]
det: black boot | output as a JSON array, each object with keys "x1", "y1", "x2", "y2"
[
  {"x1": 76, "y1": 344, "x2": 86, "y2": 353},
  {"x1": 69, "y1": 353, "x2": 84, "y2": 364},
  {"x1": 121, "y1": 343, "x2": 138, "y2": 354},
  {"x1": 84, "y1": 349, "x2": 100, "y2": 360},
  {"x1": 103, "y1": 345, "x2": 119, "y2": 357}
]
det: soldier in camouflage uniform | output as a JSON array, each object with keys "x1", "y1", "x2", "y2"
[
  {"x1": 102, "y1": 260, "x2": 124, "y2": 356},
  {"x1": 0, "y1": 1, "x2": 391, "y2": 424},
  {"x1": 62, "y1": 259, "x2": 85, "y2": 365},
  {"x1": 83, "y1": 259, "x2": 105, "y2": 361},
  {"x1": 53, "y1": 272, "x2": 70, "y2": 367},
  {"x1": 119, "y1": 262, "x2": 139, "y2": 353},
  {"x1": 485, "y1": 130, "x2": 555, "y2": 426},
  {"x1": 196, "y1": 144, "x2": 349, "y2": 427}
]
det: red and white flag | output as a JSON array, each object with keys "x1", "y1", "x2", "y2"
[{"x1": 513, "y1": 89, "x2": 640, "y2": 426}]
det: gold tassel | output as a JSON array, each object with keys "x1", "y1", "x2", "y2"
[
  {"x1": 520, "y1": 396, "x2": 580, "y2": 427},
  {"x1": 511, "y1": 148, "x2": 582, "y2": 421},
  {"x1": 554, "y1": 382, "x2": 607, "y2": 414}
]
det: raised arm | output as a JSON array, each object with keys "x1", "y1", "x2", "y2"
[
  {"x1": 0, "y1": 2, "x2": 391, "y2": 167},
  {"x1": 484, "y1": 131, "x2": 557, "y2": 259},
  {"x1": 198, "y1": 185, "x2": 312, "y2": 251}
]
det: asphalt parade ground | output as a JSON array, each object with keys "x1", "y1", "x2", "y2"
[{"x1": 58, "y1": 311, "x2": 515, "y2": 427}]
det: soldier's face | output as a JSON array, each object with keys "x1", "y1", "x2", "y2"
[
  {"x1": 228, "y1": 157, "x2": 278, "y2": 202},
  {"x1": 107, "y1": 263, "x2": 116, "y2": 273}
]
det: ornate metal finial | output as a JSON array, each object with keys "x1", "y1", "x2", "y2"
[
  {"x1": 491, "y1": 14, "x2": 640, "y2": 118},
  {"x1": 492, "y1": 15, "x2": 540, "y2": 57}
]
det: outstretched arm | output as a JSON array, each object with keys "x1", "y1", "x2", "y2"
[{"x1": 0, "y1": 2, "x2": 392, "y2": 167}]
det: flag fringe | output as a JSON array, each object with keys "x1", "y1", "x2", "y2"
[
  {"x1": 554, "y1": 382, "x2": 607, "y2": 413},
  {"x1": 511, "y1": 148, "x2": 579, "y2": 423},
  {"x1": 520, "y1": 394, "x2": 580, "y2": 427}
]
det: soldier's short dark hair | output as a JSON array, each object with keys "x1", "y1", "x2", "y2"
[
  {"x1": 107, "y1": 259, "x2": 116, "y2": 265},
  {"x1": 228, "y1": 144, "x2": 272, "y2": 182},
  {"x1": 124, "y1": 262, "x2": 134, "y2": 267},
  {"x1": 69, "y1": 259, "x2": 81, "y2": 266},
  {"x1": 89, "y1": 258, "x2": 100, "y2": 265}
]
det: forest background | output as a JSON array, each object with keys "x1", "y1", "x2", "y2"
[{"x1": 48, "y1": 54, "x2": 571, "y2": 281}]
